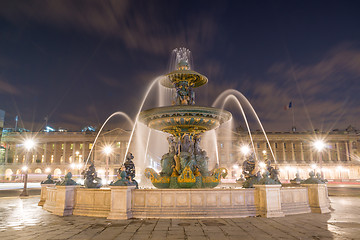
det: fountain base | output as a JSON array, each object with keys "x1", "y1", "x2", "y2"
[{"x1": 41, "y1": 184, "x2": 330, "y2": 219}]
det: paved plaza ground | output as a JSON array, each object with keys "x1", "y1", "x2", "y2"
[{"x1": 0, "y1": 195, "x2": 359, "y2": 240}]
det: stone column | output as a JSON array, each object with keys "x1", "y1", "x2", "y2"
[
  {"x1": 72, "y1": 143, "x2": 76, "y2": 163},
  {"x1": 301, "y1": 184, "x2": 330, "y2": 213},
  {"x1": 53, "y1": 143, "x2": 58, "y2": 164},
  {"x1": 63, "y1": 142, "x2": 67, "y2": 163},
  {"x1": 14, "y1": 146, "x2": 18, "y2": 163},
  {"x1": 254, "y1": 184, "x2": 284, "y2": 218},
  {"x1": 345, "y1": 142, "x2": 350, "y2": 162},
  {"x1": 107, "y1": 186, "x2": 135, "y2": 220},
  {"x1": 348, "y1": 141, "x2": 353, "y2": 161},
  {"x1": 282, "y1": 142, "x2": 286, "y2": 163},
  {"x1": 44, "y1": 143, "x2": 48, "y2": 164},
  {"x1": 300, "y1": 142, "x2": 304, "y2": 162},
  {"x1": 336, "y1": 142, "x2": 341, "y2": 161},
  {"x1": 327, "y1": 149, "x2": 331, "y2": 162},
  {"x1": 82, "y1": 142, "x2": 86, "y2": 163},
  {"x1": 272, "y1": 143, "x2": 277, "y2": 161},
  {"x1": 291, "y1": 142, "x2": 295, "y2": 163},
  {"x1": 4, "y1": 144, "x2": 8, "y2": 164}
]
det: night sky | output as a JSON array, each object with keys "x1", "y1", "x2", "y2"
[{"x1": 0, "y1": 0, "x2": 360, "y2": 132}]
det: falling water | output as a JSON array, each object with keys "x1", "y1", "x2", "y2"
[
  {"x1": 221, "y1": 95, "x2": 258, "y2": 161},
  {"x1": 84, "y1": 111, "x2": 134, "y2": 168},
  {"x1": 123, "y1": 78, "x2": 160, "y2": 163},
  {"x1": 213, "y1": 89, "x2": 277, "y2": 164}
]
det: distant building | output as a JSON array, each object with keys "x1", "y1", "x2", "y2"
[
  {"x1": 0, "y1": 126, "x2": 359, "y2": 182},
  {"x1": 0, "y1": 109, "x2": 4, "y2": 139}
]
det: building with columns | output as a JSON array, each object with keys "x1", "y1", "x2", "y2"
[{"x1": 1, "y1": 126, "x2": 359, "y2": 182}]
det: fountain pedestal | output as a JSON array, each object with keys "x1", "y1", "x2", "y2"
[
  {"x1": 107, "y1": 186, "x2": 136, "y2": 220},
  {"x1": 254, "y1": 184, "x2": 284, "y2": 218},
  {"x1": 38, "y1": 184, "x2": 55, "y2": 206},
  {"x1": 301, "y1": 184, "x2": 330, "y2": 213},
  {"x1": 44, "y1": 185, "x2": 78, "y2": 216}
]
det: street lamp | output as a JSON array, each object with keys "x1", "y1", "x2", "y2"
[
  {"x1": 103, "y1": 145, "x2": 113, "y2": 184},
  {"x1": 313, "y1": 139, "x2": 326, "y2": 179},
  {"x1": 240, "y1": 145, "x2": 250, "y2": 156},
  {"x1": 20, "y1": 138, "x2": 35, "y2": 197}
]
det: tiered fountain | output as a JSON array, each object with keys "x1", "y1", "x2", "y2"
[
  {"x1": 140, "y1": 48, "x2": 231, "y2": 189},
  {"x1": 40, "y1": 48, "x2": 330, "y2": 219}
]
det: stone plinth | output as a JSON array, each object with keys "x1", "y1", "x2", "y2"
[
  {"x1": 107, "y1": 186, "x2": 135, "y2": 220},
  {"x1": 73, "y1": 188, "x2": 111, "y2": 217},
  {"x1": 301, "y1": 184, "x2": 330, "y2": 213},
  {"x1": 280, "y1": 187, "x2": 311, "y2": 215},
  {"x1": 44, "y1": 185, "x2": 77, "y2": 216},
  {"x1": 38, "y1": 184, "x2": 55, "y2": 206},
  {"x1": 131, "y1": 188, "x2": 256, "y2": 218},
  {"x1": 254, "y1": 185, "x2": 284, "y2": 218}
]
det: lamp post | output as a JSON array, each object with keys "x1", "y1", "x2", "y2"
[
  {"x1": 20, "y1": 139, "x2": 35, "y2": 197},
  {"x1": 75, "y1": 151, "x2": 80, "y2": 177},
  {"x1": 103, "y1": 145, "x2": 113, "y2": 184},
  {"x1": 313, "y1": 140, "x2": 326, "y2": 179}
]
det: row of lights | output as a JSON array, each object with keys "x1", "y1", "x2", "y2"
[
  {"x1": 19, "y1": 137, "x2": 114, "y2": 195},
  {"x1": 239, "y1": 139, "x2": 326, "y2": 156}
]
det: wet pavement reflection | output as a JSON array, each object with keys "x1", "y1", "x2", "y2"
[{"x1": 0, "y1": 196, "x2": 358, "y2": 239}]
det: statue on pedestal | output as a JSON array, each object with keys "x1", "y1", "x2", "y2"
[
  {"x1": 83, "y1": 163, "x2": 102, "y2": 188},
  {"x1": 242, "y1": 153, "x2": 258, "y2": 188},
  {"x1": 56, "y1": 172, "x2": 77, "y2": 186},
  {"x1": 41, "y1": 174, "x2": 55, "y2": 184}
]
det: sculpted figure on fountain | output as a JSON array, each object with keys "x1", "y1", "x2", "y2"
[
  {"x1": 242, "y1": 153, "x2": 260, "y2": 188},
  {"x1": 84, "y1": 163, "x2": 102, "y2": 188}
]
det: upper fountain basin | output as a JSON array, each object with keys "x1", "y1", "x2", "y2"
[
  {"x1": 158, "y1": 69, "x2": 208, "y2": 88},
  {"x1": 139, "y1": 105, "x2": 232, "y2": 136}
]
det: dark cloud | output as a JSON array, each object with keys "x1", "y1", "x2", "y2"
[
  {"x1": 0, "y1": 0, "x2": 220, "y2": 55},
  {"x1": 0, "y1": 78, "x2": 21, "y2": 95},
  {"x1": 242, "y1": 43, "x2": 360, "y2": 131}
]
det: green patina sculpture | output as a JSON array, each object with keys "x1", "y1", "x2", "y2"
[
  {"x1": 257, "y1": 171, "x2": 279, "y2": 185},
  {"x1": 301, "y1": 171, "x2": 327, "y2": 184},
  {"x1": 290, "y1": 172, "x2": 303, "y2": 184},
  {"x1": 41, "y1": 174, "x2": 55, "y2": 184},
  {"x1": 110, "y1": 166, "x2": 138, "y2": 187},
  {"x1": 140, "y1": 48, "x2": 230, "y2": 189},
  {"x1": 83, "y1": 163, "x2": 102, "y2": 188},
  {"x1": 242, "y1": 157, "x2": 280, "y2": 188},
  {"x1": 56, "y1": 172, "x2": 78, "y2": 186},
  {"x1": 242, "y1": 153, "x2": 260, "y2": 188}
]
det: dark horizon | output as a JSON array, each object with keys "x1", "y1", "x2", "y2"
[{"x1": 1, "y1": 0, "x2": 360, "y2": 132}]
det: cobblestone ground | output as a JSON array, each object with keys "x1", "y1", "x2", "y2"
[{"x1": 0, "y1": 196, "x2": 359, "y2": 240}]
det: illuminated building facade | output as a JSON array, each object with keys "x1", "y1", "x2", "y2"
[{"x1": 0, "y1": 127, "x2": 359, "y2": 182}]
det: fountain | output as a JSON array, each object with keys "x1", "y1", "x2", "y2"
[
  {"x1": 140, "y1": 48, "x2": 231, "y2": 188},
  {"x1": 41, "y1": 48, "x2": 330, "y2": 219}
]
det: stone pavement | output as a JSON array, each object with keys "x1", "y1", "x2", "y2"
[{"x1": 0, "y1": 196, "x2": 359, "y2": 240}]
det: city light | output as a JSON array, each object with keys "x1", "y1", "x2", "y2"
[
  {"x1": 262, "y1": 150, "x2": 267, "y2": 155},
  {"x1": 24, "y1": 139, "x2": 35, "y2": 151},
  {"x1": 233, "y1": 164, "x2": 239, "y2": 169},
  {"x1": 313, "y1": 140, "x2": 326, "y2": 152},
  {"x1": 259, "y1": 162, "x2": 266, "y2": 169},
  {"x1": 240, "y1": 145, "x2": 250, "y2": 155},
  {"x1": 45, "y1": 168, "x2": 51, "y2": 173},
  {"x1": 70, "y1": 163, "x2": 76, "y2": 169},
  {"x1": 103, "y1": 145, "x2": 113, "y2": 155},
  {"x1": 311, "y1": 164, "x2": 317, "y2": 169},
  {"x1": 22, "y1": 166, "x2": 28, "y2": 172}
]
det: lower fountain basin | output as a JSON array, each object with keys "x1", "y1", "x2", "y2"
[{"x1": 139, "y1": 105, "x2": 232, "y2": 135}]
